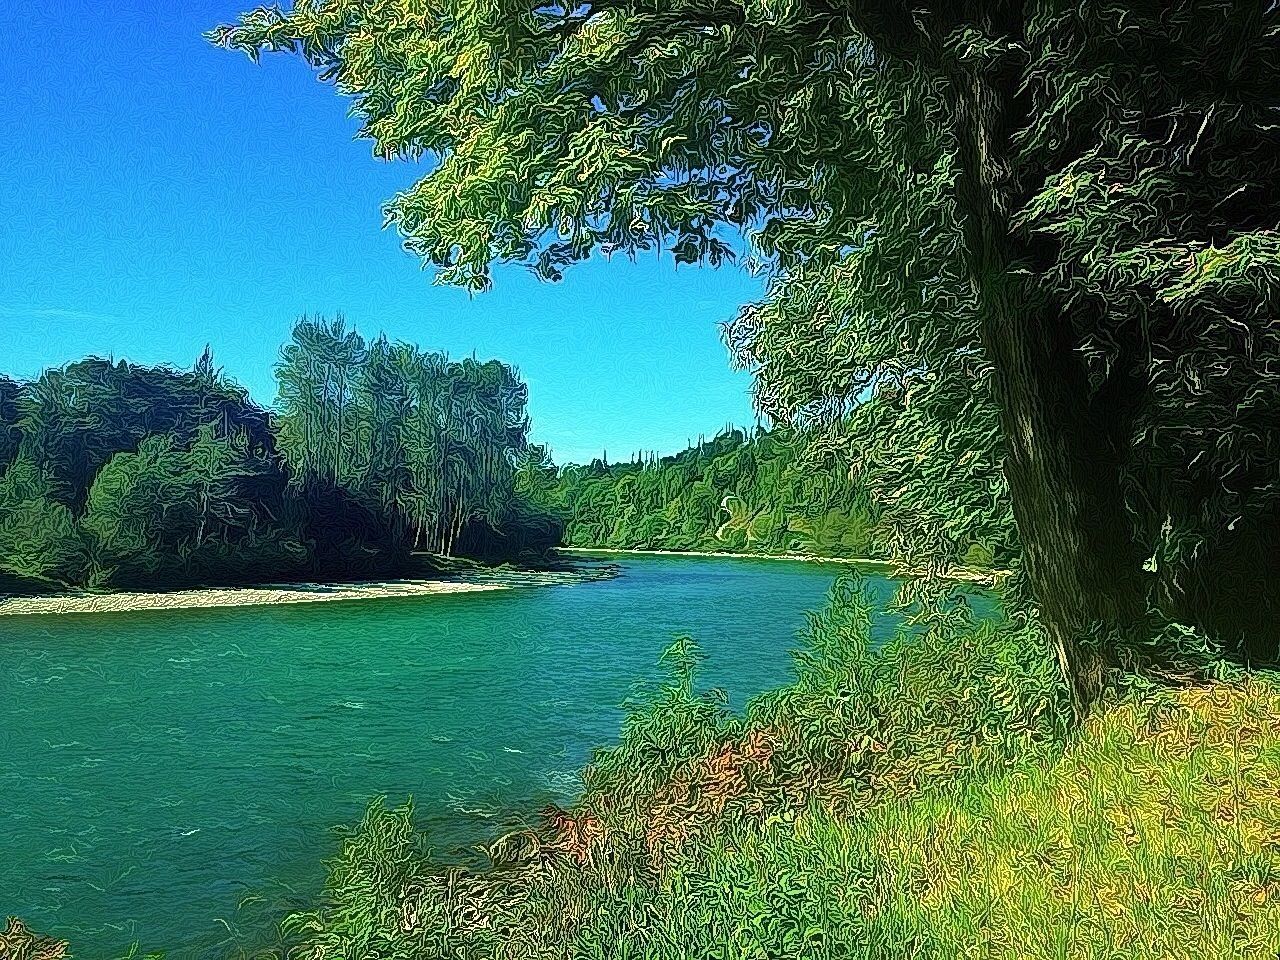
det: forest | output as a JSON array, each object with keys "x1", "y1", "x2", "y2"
[
  {"x1": 0, "y1": 316, "x2": 560, "y2": 594},
  {"x1": 0, "y1": 331, "x2": 932, "y2": 596},
  {"x1": 550, "y1": 427, "x2": 891, "y2": 560},
  {"x1": 547, "y1": 415, "x2": 1016, "y2": 570}
]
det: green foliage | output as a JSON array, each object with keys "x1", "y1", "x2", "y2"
[
  {"x1": 0, "y1": 333, "x2": 554, "y2": 594},
  {"x1": 580, "y1": 669, "x2": 1280, "y2": 960},
  {"x1": 81, "y1": 428, "x2": 304, "y2": 590},
  {"x1": 0, "y1": 456, "x2": 86, "y2": 584},
  {"x1": 82, "y1": 435, "x2": 199, "y2": 583},
  {"x1": 213, "y1": 0, "x2": 1280, "y2": 677},
  {"x1": 281, "y1": 798, "x2": 428, "y2": 960},
  {"x1": 275, "y1": 315, "x2": 547, "y2": 560},
  {"x1": 552, "y1": 427, "x2": 896, "y2": 562},
  {"x1": 0, "y1": 498, "x2": 85, "y2": 585},
  {"x1": 578, "y1": 633, "x2": 742, "y2": 831},
  {"x1": 959, "y1": 542, "x2": 996, "y2": 570},
  {"x1": 19, "y1": 355, "x2": 275, "y2": 513},
  {"x1": 752, "y1": 579, "x2": 1071, "y2": 808},
  {"x1": 0, "y1": 376, "x2": 23, "y2": 475}
]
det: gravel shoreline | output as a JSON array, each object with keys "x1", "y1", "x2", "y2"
[{"x1": 0, "y1": 579, "x2": 507, "y2": 617}]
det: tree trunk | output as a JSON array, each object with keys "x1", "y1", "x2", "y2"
[
  {"x1": 197, "y1": 481, "x2": 208, "y2": 550},
  {"x1": 947, "y1": 49, "x2": 1151, "y2": 714}
]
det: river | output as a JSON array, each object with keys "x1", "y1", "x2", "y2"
[{"x1": 0, "y1": 554, "x2": 899, "y2": 957}]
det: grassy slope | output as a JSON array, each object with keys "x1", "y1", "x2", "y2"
[
  {"x1": 874, "y1": 681, "x2": 1280, "y2": 958},
  {"x1": 638, "y1": 679, "x2": 1280, "y2": 960}
]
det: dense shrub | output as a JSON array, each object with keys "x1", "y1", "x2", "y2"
[
  {"x1": 0, "y1": 457, "x2": 87, "y2": 584},
  {"x1": 81, "y1": 429, "x2": 306, "y2": 590},
  {"x1": 20, "y1": 355, "x2": 275, "y2": 513}
]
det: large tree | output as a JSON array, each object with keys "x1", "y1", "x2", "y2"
[
  {"x1": 214, "y1": 2, "x2": 1280, "y2": 706},
  {"x1": 275, "y1": 315, "x2": 536, "y2": 556}
]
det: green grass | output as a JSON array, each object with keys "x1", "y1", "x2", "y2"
[{"x1": 630, "y1": 678, "x2": 1280, "y2": 959}]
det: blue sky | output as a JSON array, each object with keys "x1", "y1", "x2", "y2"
[{"x1": 0, "y1": 1, "x2": 765, "y2": 464}]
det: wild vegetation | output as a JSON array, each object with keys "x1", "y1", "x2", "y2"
[
  {"x1": 0, "y1": 318, "x2": 558, "y2": 594},
  {"x1": 545, "y1": 427, "x2": 892, "y2": 561},
  {"x1": 12, "y1": 2, "x2": 1280, "y2": 957}
]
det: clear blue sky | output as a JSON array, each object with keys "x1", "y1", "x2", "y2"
[{"x1": 0, "y1": 1, "x2": 765, "y2": 464}]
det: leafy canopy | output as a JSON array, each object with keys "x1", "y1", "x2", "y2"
[
  {"x1": 214, "y1": 3, "x2": 1280, "y2": 655},
  {"x1": 210, "y1": 0, "x2": 1011, "y2": 564}
]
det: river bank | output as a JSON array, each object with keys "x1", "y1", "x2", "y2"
[
  {"x1": 0, "y1": 548, "x2": 995, "y2": 619},
  {"x1": 557, "y1": 547, "x2": 1005, "y2": 586},
  {"x1": 0, "y1": 553, "x2": 839, "y2": 957},
  {"x1": 0, "y1": 560, "x2": 624, "y2": 618},
  {"x1": 560, "y1": 546, "x2": 891, "y2": 566},
  {"x1": 0, "y1": 578, "x2": 508, "y2": 617}
]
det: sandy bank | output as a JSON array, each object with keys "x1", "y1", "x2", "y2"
[{"x1": 0, "y1": 578, "x2": 507, "y2": 618}]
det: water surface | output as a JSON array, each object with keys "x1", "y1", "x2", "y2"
[{"x1": 0, "y1": 554, "x2": 896, "y2": 957}]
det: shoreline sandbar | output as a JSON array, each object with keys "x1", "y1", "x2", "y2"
[{"x1": 0, "y1": 579, "x2": 506, "y2": 618}]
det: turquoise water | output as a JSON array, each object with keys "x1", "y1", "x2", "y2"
[{"x1": 1, "y1": 555, "x2": 896, "y2": 958}]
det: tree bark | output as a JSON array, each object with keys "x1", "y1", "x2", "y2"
[{"x1": 946, "y1": 46, "x2": 1151, "y2": 713}]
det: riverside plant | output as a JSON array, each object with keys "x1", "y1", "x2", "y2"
[{"x1": 273, "y1": 576, "x2": 1078, "y2": 960}]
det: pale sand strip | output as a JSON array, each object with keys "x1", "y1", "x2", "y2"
[{"x1": 0, "y1": 579, "x2": 506, "y2": 618}]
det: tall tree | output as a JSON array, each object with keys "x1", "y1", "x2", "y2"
[
  {"x1": 276, "y1": 315, "x2": 370, "y2": 489},
  {"x1": 215, "y1": 1, "x2": 1280, "y2": 705},
  {"x1": 0, "y1": 376, "x2": 23, "y2": 475},
  {"x1": 275, "y1": 316, "x2": 537, "y2": 557}
]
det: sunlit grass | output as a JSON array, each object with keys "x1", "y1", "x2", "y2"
[{"x1": 649, "y1": 677, "x2": 1280, "y2": 960}]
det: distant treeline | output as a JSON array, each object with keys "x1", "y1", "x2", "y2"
[
  {"x1": 539, "y1": 426, "x2": 997, "y2": 566},
  {"x1": 0, "y1": 324, "x2": 1006, "y2": 597},
  {"x1": 0, "y1": 316, "x2": 559, "y2": 594}
]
